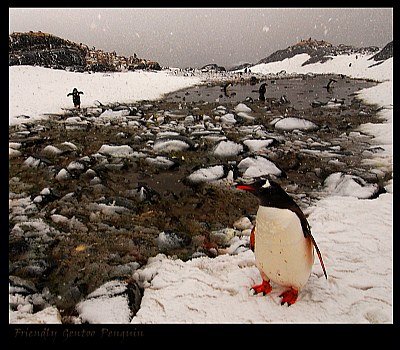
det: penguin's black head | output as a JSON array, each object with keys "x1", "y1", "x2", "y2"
[
  {"x1": 236, "y1": 178, "x2": 279, "y2": 194},
  {"x1": 235, "y1": 178, "x2": 293, "y2": 208}
]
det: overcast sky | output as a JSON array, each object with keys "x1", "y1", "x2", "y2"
[{"x1": 9, "y1": 7, "x2": 393, "y2": 69}]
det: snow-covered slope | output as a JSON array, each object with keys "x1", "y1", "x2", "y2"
[{"x1": 9, "y1": 66, "x2": 201, "y2": 125}]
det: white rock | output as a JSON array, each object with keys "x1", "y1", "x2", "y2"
[
  {"x1": 220, "y1": 113, "x2": 236, "y2": 125},
  {"x1": 186, "y1": 165, "x2": 225, "y2": 184},
  {"x1": 238, "y1": 156, "x2": 282, "y2": 178},
  {"x1": 55, "y1": 168, "x2": 70, "y2": 181},
  {"x1": 234, "y1": 103, "x2": 252, "y2": 113},
  {"x1": 42, "y1": 145, "x2": 63, "y2": 156},
  {"x1": 243, "y1": 139, "x2": 274, "y2": 152},
  {"x1": 98, "y1": 144, "x2": 134, "y2": 158},
  {"x1": 274, "y1": 117, "x2": 318, "y2": 131},
  {"x1": 233, "y1": 217, "x2": 253, "y2": 231},
  {"x1": 213, "y1": 140, "x2": 243, "y2": 158}
]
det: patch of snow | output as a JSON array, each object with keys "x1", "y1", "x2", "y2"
[{"x1": 322, "y1": 172, "x2": 379, "y2": 199}]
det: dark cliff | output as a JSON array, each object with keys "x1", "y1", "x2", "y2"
[{"x1": 9, "y1": 31, "x2": 161, "y2": 72}]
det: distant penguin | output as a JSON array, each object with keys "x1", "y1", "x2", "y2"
[
  {"x1": 222, "y1": 82, "x2": 233, "y2": 96},
  {"x1": 258, "y1": 83, "x2": 267, "y2": 101},
  {"x1": 259, "y1": 83, "x2": 267, "y2": 95},
  {"x1": 324, "y1": 78, "x2": 337, "y2": 92},
  {"x1": 235, "y1": 178, "x2": 327, "y2": 305},
  {"x1": 67, "y1": 88, "x2": 84, "y2": 108}
]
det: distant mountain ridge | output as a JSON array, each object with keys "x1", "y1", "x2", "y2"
[
  {"x1": 9, "y1": 31, "x2": 161, "y2": 72},
  {"x1": 230, "y1": 38, "x2": 392, "y2": 71},
  {"x1": 256, "y1": 38, "x2": 388, "y2": 67}
]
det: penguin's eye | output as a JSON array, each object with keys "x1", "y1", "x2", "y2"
[{"x1": 262, "y1": 180, "x2": 271, "y2": 189}]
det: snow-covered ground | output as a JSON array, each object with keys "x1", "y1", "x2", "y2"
[
  {"x1": 9, "y1": 67, "x2": 201, "y2": 125},
  {"x1": 9, "y1": 51, "x2": 393, "y2": 323}
]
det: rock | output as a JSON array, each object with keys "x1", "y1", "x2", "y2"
[
  {"x1": 370, "y1": 41, "x2": 393, "y2": 61},
  {"x1": 153, "y1": 136, "x2": 194, "y2": 153},
  {"x1": 185, "y1": 165, "x2": 226, "y2": 184},
  {"x1": 213, "y1": 140, "x2": 243, "y2": 158},
  {"x1": 238, "y1": 156, "x2": 283, "y2": 178},
  {"x1": 274, "y1": 117, "x2": 319, "y2": 131},
  {"x1": 9, "y1": 31, "x2": 161, "y2": 72},
  {"x1": 233, "y1": 217, "x2": 253, "y2": 231},
  {"x1": 243, "y1": 139, "x2": 275, "y2": 153},
  {"x1": 98, "y1": 144, "x2": 134, "y2": 158},
  {"x1": 156, "y1": 231, "x2": 191, "y2": 252}
]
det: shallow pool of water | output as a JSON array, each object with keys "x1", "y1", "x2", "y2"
[{"x1": 165, "y1": 75, "x2": 377, "y2": 110}]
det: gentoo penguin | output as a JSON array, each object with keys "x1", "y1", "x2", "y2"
[
  {"x1": 222, "y1": 82, "x2": 233, "y2": 94},
  {"x1": 324, "y1": 78, "x2": 337, "y2": 92},
  {"x1": 236, "y1": 178, "x2": 327, "y2": 305},
  {"x1": 258, "y1": 83, "x2": 267, "y2": 101},
  {"x1": 258, "y1": 83, "x2": 267, "y2": 95}
]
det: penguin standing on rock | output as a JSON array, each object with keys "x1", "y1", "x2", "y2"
[{"x1": 235, "y1": 178, "x2": 327, "y2": 306}]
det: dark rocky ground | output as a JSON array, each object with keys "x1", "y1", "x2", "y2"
[{"x1": 9, "y1": 74, "x2": 390, "y2": 321}]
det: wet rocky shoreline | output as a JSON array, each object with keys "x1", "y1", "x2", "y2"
[{"x1": 9, "y1": 73, "x2": 390, "y2": 322}]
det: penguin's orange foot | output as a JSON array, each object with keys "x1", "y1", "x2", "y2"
[
  {"x1": 251, "y1": 280, "x2": 272, "y2": 296},
  {"x1": 279, "y1": 288, "x2": 298, "y2": 306}
]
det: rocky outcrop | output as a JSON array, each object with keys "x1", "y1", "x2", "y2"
[
  {"x1": 257, "y1": 38, "x2": 381, "y2": 67},
  {"x1": 370, "y1": 41, "x2": 393, "y2": 61},
  {"x1": 9, "y1": 31, "x2": 161, "y2": 72},
  {"x1": 201, "y1": 63, "x2": 226, "y2": 72}
]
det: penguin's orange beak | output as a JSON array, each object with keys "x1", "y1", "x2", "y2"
[{"x1": 235, "y1": 184, "x2": 255, "y2": 191}]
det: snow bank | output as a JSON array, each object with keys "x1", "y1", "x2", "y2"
[
  {"x1": 9, "y1": 66, "x2": 201, "y2": 125},
  {"x1": 251, "y1": 53, "x2": 393, "y2": 82}
]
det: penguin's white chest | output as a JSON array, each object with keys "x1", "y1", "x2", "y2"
[{"x1": 255, "y1": 206, "x2": 314, "y2": 290}]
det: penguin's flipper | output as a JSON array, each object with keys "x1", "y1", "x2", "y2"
[
  {"x1": 308, "y1": 234, "x2": 328, "y2": 279},
  {"x1": 279, "y1": 288, "x2": 298, "y2": 306},
  {"x1": 250, "y1": 225, "x2": 256, "y2": 252}
]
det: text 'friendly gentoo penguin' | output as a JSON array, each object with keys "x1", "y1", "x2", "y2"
[{"x1": 236, "y1": 178, "x2": 327, "y2": 306}]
